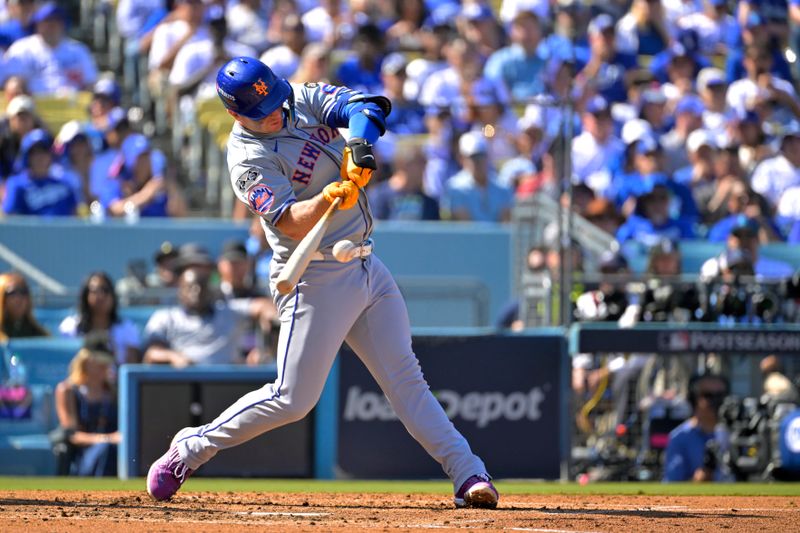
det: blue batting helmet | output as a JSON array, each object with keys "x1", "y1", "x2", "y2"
[{"x1": 216, "y1": 57, "x2": 291, "y2": 120}]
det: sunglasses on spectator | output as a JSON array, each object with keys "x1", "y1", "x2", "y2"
[
  {"x1": 4, "y1": 287, "x2": 30, "y2": 297},
  {"x1": 88, "y1": 286, "x2": 113, "y2": 295}
]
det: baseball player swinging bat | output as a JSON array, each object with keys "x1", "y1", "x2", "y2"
[
  {"x1": 146, "y1": 56, "x2": 498, "y2": 510},
  {"x1": 275, "y1": 197, "x2": 341, "y2": 295}
]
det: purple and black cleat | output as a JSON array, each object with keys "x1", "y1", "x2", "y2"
[
  {"x1": 454, "y1": 473, "x2": 499, "y2": 509},
  {"x1": 146, "y1": 445, "x2": 194, "y2": 501}
]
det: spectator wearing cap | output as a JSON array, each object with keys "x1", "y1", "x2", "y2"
[
  {"x1": 543, "y1": 1, "x2": 590, "y2": 65},
  {"x1": 576, "y1": 14, "x2": 639, "y2": 104},
  {"x1": 380, "y1": 53, "x2": 425, "y2": 135},
  {"x1": 751, "y1": 122, "x2": 800, "y2": 208},
  {"x1": 616, "y1": 182, "x2": 696, "y2": 246},
  {"x1": 142, "y1": 262, "x2": 278, "y2": 367},
  {"x1": 100, "y1": 133, "x2": 180, "y2": 218},
  {"x1": 674, "y1": 129, "x2": 724, "y2": 219},
  {"x1": 726, "y1": 45, "x2": 800, "y2": 124},
  {"x1": 708, "y1": 183, "x2": 782, "y2": 243},
  {"x1": 572, "y1": 95, "x2": 625, "y2": 197},
  {"x1": 701, "y1": 220, "x2": 793, "y2": 279},
  {"x1": 483, "y1": 10, "x2": 546, "y2": 103},
  {"x1": 619, "y1": 118, "x2": 654, "y2": 174},
  {"x1": 54, "y1": 120, "x2": 95, "y2": 209},
  {"x1": 115, "y1": 241, "x2": 180, "y2": 306},
  {"x1": 259, "y1": 14, "x2": 306, "y2": 82},
  {"x1": 498, "y1": 110, "x2": 546, "y2": 195},
  {"x1": 457, "y1": 2, "x2": 504, "y2": 58},
  {"x1": 226, "y1": 0, "x2": 270, "y2": 54},
  {"x1": 2, "y1": 129, "x2": 77, "y2": 216},
  {"x1": 638, "y1": 86, "x2": 670, "y2": 136},
  {"x1": 696, "y1": 67, "x2": 729, "y2": 133},
  {"x1": 0, "y1": 94, "x2": 37, "y2": 180},
  {"x1": 461, "y1": 78, "x2": 518, "y2": 162},
  {"x1": 422, "y1": 99, "x2": 459, "y2": 199},
  {"x1": 441, "y1": 131, "x2": 513, "y2": 222},
  {"x1": 217, "y1": 240, "x2": 264, "y2": 300},
  {"x1": 88, "y1": 107, "x2": 132, "y2": 206},
  {"x1": 649, "y1": 28, "x2": 710, "y2": 90},
  {"x1": 610, "y1": 135, "x2": 699, "y2": 222},
  {"x1": 727, "y1": 10, "x2": 792, "y2": 83},
  {"x1": 0, "y1": 0, "x2": 36, "y2": 48},
  {"x1": 88, "y1": 78, "x2": 121, "y2": 143},
  {"x1": 661, "y1": 95, "x2": 706, "y2": 174},
  {"x1": 3, "y1": 2, "x2": 98, "y2": 94},
  {"x1": 369, "y1": 145, "x2": 439, "y2": 221},
  {"x1": 616, "y1": 0, "x2": 670, "y2": 56},
  {"x1": 403, "y1": 4, "x2": 455, "y2": 102},
  {"x1": 169, "y1": 6, "x2": 256, "y2": 101},
  {"x1": 335, "y1": 24, "x2": 386, "y2": 95}
]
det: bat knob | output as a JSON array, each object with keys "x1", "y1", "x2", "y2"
[{"x1": 275, "y1": 279, "x2": 294, "y2": 295}]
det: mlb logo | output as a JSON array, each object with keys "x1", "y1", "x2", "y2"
[{"x1": 248, "y1": 184, "x2": 274, "y2": 214}]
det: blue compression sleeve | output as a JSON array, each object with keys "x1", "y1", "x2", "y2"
[{"x1": 348, "y1": 112, "x2": 381, "y2": 144}]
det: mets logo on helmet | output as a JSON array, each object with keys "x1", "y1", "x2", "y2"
[
  {"x1": 248, "y1": 184, "x2": 274, "y2": 214},
  {"x1": 253, "y1": 79, "x2": 270, "y2": 96}
]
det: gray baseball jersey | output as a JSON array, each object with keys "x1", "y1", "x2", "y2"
[
  {"x1": 227, "y1": 83, "x2": 373, "y2": 274},
  {"x1": 173, "y1": 82, "x2": 489, "y2": 491}
]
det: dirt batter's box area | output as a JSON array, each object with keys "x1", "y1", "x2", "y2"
[{"x1": 0, "y1": 480, "x2": 799, "y2": 532}]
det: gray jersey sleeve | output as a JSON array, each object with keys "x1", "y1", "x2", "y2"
[
  {"x1": 230, "y1": 152, "x2": 297, "y2": 227},
  {"x1": 294, "y1": 82, "x2": 357, "y2": 128}
]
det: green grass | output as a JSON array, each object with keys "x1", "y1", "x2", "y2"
[{"x1": 0, "y1": 477, "x2": 799, "y2": 496}]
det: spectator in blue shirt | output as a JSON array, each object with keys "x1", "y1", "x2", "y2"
[
  {"x1": 2, "y1": 129, "x2": 77, "y2": 216},
  {"x1": 650, "y1": 29, "x2": 710, "y2": 85},
  {"x1": 616, "y1": 183, "x2": 696, "y2": 246},
  {"x1": 483, "y1": 10, "x2": 546, "y2": 103},
  {"x1": 369, "y1": 146, "x2": 439, "y2": 221},
  {"x1": 380, "y1": 53, "x2": 426, "y2": 135},
  {"x1": 100, "y1": 134, "x2": 183, "y2": 218},
  {"x1": 576, "y1": 14, "x2": 638, "y2": 104},
  {"x1": 441, "y1": 131, "x2": 513, "y2": 222},
  {"x1": 726, "y1": 11, "x2": 793, "y2": 83},
  {"x1": 663, "y1": 373, "x2": 730, "y2": 482},
  {"x1": 335, "y1": 24, "x2": 385, "y2": 95},
  {"x1": 707, "y1": 185, "x2": 783, "y2": 243}
]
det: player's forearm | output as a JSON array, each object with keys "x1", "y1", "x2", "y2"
[{"x1": 274, "y1": 193, "x2": 332, "y2": 240}]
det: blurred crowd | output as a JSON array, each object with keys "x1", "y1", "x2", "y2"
[
  {"x1": 0, "y1": 235, "x2": 277, "y2": 476},
  {"x1": 0, "y1": 0, "x2": 797, "y2": 236}
]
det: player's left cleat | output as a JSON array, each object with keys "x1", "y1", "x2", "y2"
[
  {"x1": 454, "y1": 473, "x2": 499, "y2": 509},
  {"x1": 146, "y1": 445, "x2": 194, "y2": 501}
]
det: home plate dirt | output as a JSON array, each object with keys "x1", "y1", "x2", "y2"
[{"x1": 0, "y1": 491, "x2": 798, "y2": 532}]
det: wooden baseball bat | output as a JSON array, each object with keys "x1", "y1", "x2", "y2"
[{"x1": 275, "y1": 197, "x2": 341, "y2": 295}]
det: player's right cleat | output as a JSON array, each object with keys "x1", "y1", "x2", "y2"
[
  {"x1": 454, "y1": 474, "x2": 499, "y2": 509},
  {"x1": 146, "y1": 445, "x2": 194, "y2": 501}
]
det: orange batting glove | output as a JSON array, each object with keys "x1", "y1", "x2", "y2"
[
  {"x1": 340, "y1": 138, "x2": 376, "y2": 188},
  {"x1": 323, "y1": 180, "x2": 359, "y2": 210}
]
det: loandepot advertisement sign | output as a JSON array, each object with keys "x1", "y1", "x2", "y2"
[{"x1": 337, "y1": 334, "x2": 566, "y2": 479}]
